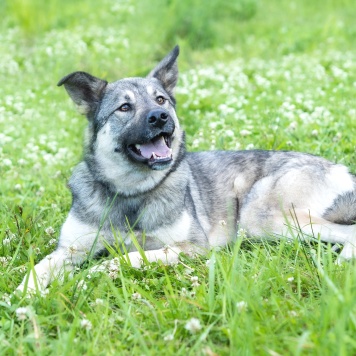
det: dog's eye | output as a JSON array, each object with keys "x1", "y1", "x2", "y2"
[
  {"x1": 156, "y1": 96, "x2": 166, "y2": 105},
  {"x1": 118, "y1": 104, "x2": 131, "y2": 112}
]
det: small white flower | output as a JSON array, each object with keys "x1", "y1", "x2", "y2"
[
  {"x1": 288, "y1": 310, "x2": 298, "y2": 317},
  {"x1": 288, "y1": 121, "x2": 297, "y2": 130},
  {"x1": 2, "y1": 293, "x2": 11, "y2": 306},
  {"x1": 164, "y1": 334, "x2": 174, "y2": 341},
  {"x1": 67, "y1": 244, "x2": 78, "y2": 255},
  {"x1": 14, "y1": 184, "x2": 22, "y2": 191},
  {"x1": 190, "y1": 276, "x2": 200, "y2": 288},
  {"x1": 94, "y1": 298, "x2": 104, "y2": 306},
  {"x1": 287, "y1": 277, "x2": 294, "y2": 282},
  {"x1": 0, "y1": 256, "x2": 9, "y2": 266},
  {"x1": 180, "y1": 287, "x2": 188, "y2": 297},
  {"x1": 16, "y1": 307, "x2": 29, "y2": 321},
  {"x1": 236, "y1": 301, "x2": 248, "y2": 312},
  {"x1": 77, "y1": 280, "x2": 87, "y2": 291},
  {"x1": 108, "y1": 271, "x2": 118, "y2": 280},
  {"x1": 219, "y1": 219, "x2": 227, "y2": 226},
  {"x1": 3, "y1": 158, "x2": 12, "y2": 167},
  {"x1": 45, "y1": 226, "x2": 55, "y2": 235},
  {"x1": 237, "y1": 228, "x2": 247, "y2": 239},
  {"x1": 47, "y1": 238, "x2": 57, "y2": 246},
  {"x1": 311, "y1": 129, "x2": 318, "y2": 136},
  {"x1": 36, "y1": 186, "x2": 45, "y2": 196},
  {"x1": 185, "y1": 318, "x2": 202, "y2": 334},
  {"x1": 3, "y1": 238, "x2": 11, "y2": 246},
  {"x1": 80, "y1": 318, "x2": 92, "y2": 330},
  {"x1": 205, "y1": 259, "x2": 215, "y2": 267},
  {"x1": 131, "y1": 292, "x2": 142, "y2": 300},
  {"x1": 240, "y1": 129, "x2": 251, "y2": 136}
]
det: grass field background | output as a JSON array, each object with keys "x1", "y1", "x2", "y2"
[{"x1": 1, "y1": 0, "x2": 356, "y2": 354}]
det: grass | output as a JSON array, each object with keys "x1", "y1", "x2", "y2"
[{"x1": 1, "y1": 0, "x2": 356, "y2": 354}]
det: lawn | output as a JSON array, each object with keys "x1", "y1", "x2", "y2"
[{"x1": 1, "y1": 0, "x2": 356, "y2": 354}]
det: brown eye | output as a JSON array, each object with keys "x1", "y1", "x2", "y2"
[
  {"x1": 156, "y1": 96, "x2": 166, "y2": 105},
  {"x1": 118, "y1": 103, "x2": 130, "y2": 112}
]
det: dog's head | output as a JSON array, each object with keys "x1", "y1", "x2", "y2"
[{"x1": 58, "y1": 46, "x2": 184, "y2": 194}]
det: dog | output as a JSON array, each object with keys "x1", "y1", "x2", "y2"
[{"x1": 18, "y1": 46, "x2": 356, "y2": 292}]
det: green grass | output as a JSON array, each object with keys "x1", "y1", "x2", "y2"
[{"x1": 1, "y1": 0, "x2": 356, "y2": 354}]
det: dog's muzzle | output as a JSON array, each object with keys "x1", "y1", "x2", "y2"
[{"x1": 126, "y1": 109, "x2": 175, "y2": 170}]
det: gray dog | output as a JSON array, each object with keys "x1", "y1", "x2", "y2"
[{"x1": 18, "y1": 46, "x2": 356, "y2": 292}]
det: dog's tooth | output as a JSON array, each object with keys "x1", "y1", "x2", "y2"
[
  {"x1": 135, "y1": 144, "x2": 141, "y2": 149},
  {"x1": 152, "y1": 152, "x2": 157, "y2": 159}
]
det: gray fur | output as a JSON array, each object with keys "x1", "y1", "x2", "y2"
[{"x1": 17, "y1": 46, "x2": 356, "y2": 293}]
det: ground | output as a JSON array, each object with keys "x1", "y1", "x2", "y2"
[{"x1": 1, "y1": 0, "x2": 356, "y2": 354}]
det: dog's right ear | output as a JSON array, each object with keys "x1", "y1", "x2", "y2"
[{"x1": 58, "y1": 72, "x2": 108, "y2": 119}]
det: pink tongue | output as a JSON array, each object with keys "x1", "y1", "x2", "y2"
[{"x1": 139, "y1": 136, "x2": 171, "y2": 159}]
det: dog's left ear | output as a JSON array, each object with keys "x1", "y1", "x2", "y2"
[
  {"x1": 58, "y1": 71, "x2": 108, "y2": 119},
  {"x1": 147, "y1": 45, "x2": 179, "y2": 96}
]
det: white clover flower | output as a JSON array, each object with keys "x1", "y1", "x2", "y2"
[
  {"x1": 237, "y1": 228, "x2": 247, "y2": 239},
  {"x1": 288, "y1": 121, "x2": 297, "y2": 130},
  {"x1": 108, "y1": 271, "x2": 118, "y2": 280},
  {"x1": 185, "y1": 318, "x2": 202, "y2": 334},
  {"x1": 190, "y1": 276, "x2": 200, "y2": 288},
  {"x1": 180, "y1": 288, "x2": 188, "y2": 297},
  {"x1": 36, "y1": 186, "x2": 45, "y2": 196},
  {"x1": 236, "y1": 301, "x2": 248, "y2": 312},
  {"x1": 14, "y1": 184, "x2": 22, "y2": 191},
  {"x1": 245, "y1": 143, "x2": 254, "y2": 150},
  {"x1": 2, "y1": 293, "x2": 11, "y2": 306},
  {"x1": 77, "y1": 280, "x2": 87, "y2": 291},
  {"x1": 3, "y1": 158, "x2": 12, "y2": 167},
  {"x1": 3, "y1": 238, "x2": 11, "y2": 246},
  {"x1": 45, "y1": 226, "x2": 55, "y2": 235},
  {"x1": 288, "y1": 310, "x2": 298, "y2": 317},
  {"x1": 94, "y1": 298, "x2": 104, "y2": 306},
  {"x1": 311, "y1": 129, "x2": 318, "y2": 136},
  {"x1": 47, "y1": 238, "x2": 57, "y2": 246},
  {"x1": 0, "y1": 256, "x2": 10, "y2": 267},
  {"x1": 67, "y1": 244, "x2": 78, "y2": 255},
  {"x1": 287, "y1": 277, "x2": 294, "y2": 282},
  {"x1": 205, "y1": 259, "x2": 215, "y2": 267},
  {"x1": 164, "y1": 334, "x2": 174, "y2": 341},
  {"x1": 80, "y1": 318, "x2": 92, "y2": 330},
  {"x1": 240, "y1": 129, "x2": 251, "y2": 136},
  {"x1": 225, "y1": 129, "x2": 234, "y2": 137},
  {"x1": 131, "y1": 292, "x2": 142, "y2": 300},
  {"x1": 219, "y1": 219, "x2": 227, "y2": 226},
  {"x1": 16, "y1": 307, "x2": 29, "y2": 321}
]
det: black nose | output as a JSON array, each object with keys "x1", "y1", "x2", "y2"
[{"x1": 147, "y1": 110, "x2": 169, "y2": 128}]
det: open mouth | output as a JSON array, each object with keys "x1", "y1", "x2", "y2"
[{"x1": 128, "y1": 133, "x2": 173, "y2": 168}]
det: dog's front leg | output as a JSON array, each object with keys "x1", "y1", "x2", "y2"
[
  {"x1": 126, "y1": 243, "x2": 200, "y2": 268},
  {"x1": 17, "y1": 212, "x2": 106, "y2": 293}
]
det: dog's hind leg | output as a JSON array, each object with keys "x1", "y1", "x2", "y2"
[
  {"x1": 241, "y1": 207, "x2": 356, "y2": 260},
  {"x1": 17, "y1": 212, "x2": 107, "y2": 293}
]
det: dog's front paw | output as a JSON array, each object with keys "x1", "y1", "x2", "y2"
[
  {"x1": 127, "y1": 252, "x2": 145, "y2": 268},
  {"x1": 336, "y1": 242, "x2": 356, "y2": 264}
]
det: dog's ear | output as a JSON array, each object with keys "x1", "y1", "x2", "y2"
[
  {"x1": 147, "y1": 45, "x2": 179, "y2": 96},
  {"x1": 58, "y1": 72, "x2": 108, "y2": 119}
]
